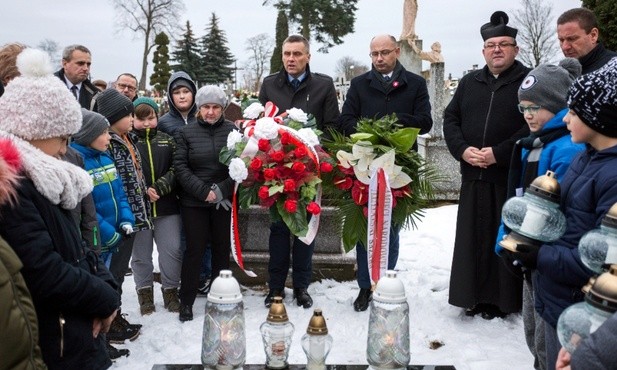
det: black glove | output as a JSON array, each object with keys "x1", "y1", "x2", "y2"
[{"x1": 512, "y1": 243, "x2": 540, "y2": 270}]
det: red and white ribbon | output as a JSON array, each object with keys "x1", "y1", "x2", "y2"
[
  {"x1": 229, "y1": 182, "x2": 257, "y2": 277},
  {"x1": 367, "y1": 168, "x2": 392, "y2": 286}
]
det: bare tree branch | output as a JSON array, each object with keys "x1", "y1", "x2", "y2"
[
  {"x1": 110, "y1": 0, "x2": 185, "y2": 90},
  {"x1": 244, "y1": 33, "x2": 274, "y2": 92},
  {"x1": 511, "y1": 0, "x2": 560, "y2": 67}
]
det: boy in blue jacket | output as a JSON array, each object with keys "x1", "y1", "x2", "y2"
[
  {"x1": 494, "y1": 58, "x2": 585, "y2": 370},
  {"x1": 71, "y1": 110, "x2": 135, "y2": 267},
  {"x1": 535, "y1": 57, "x2": 617, "y2": 370}
]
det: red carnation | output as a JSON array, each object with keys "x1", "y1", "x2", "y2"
[
  {"x1": 292, "y1": 162, "x2": 306, "y2": 173},
  {"x1": 270, "y1": 150, "x2": 285, "y2": 163},
  {"x1": 258, "y1": 139, "x2": 271, "y2": 152},
  {"x1": 250, "y1": 157, "x2": 263, "y2": 171},
  {"x1": 280, "y1": 132, "x2": 291, "y2": 145},
  {"x1": 306, "y1": 201, "x2": 321, "y2": 215},
  {"x1": 337, "y1": 164, "x2": 354, "y2": 176},
  {"x1": 258, "y1": 185, "x2": 270, "y2": 199},
  {"x1": 294, "y1": 146, "x2": 308, "y2": 158},
  {"x1": 263, "y1": 168, "x2": 276, "y2": 181},
  {"x1": 334, "y1": 176, "x2": 353, "y2": 190},
  {"x1": 284, "y1": 199, "x2": 297, "y2": 213},
  {"x1": 283, "y1": 179, "x2": 296, "y2": 192},
  {"x1": 320, "y1": 161, "x2": 333, "y2": 173}
]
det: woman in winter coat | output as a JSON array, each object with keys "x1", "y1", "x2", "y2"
[
  {"x1": 0, "y1": 138, "x2": 47, "y2": 370},
  {"x1": 174, "y1": 85, "x2": 236, "y2": 322},
  {"x1": 0, "y1": 49, "x2": 119, "y2": 370}
]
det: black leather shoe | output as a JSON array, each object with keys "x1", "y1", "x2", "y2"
[
  {"x1": 179, "y1": 304, "x2": 193, "y2": 322},
  {"x1": 264, "y1": 289, "x2": 286, "y2": 308},
  {"x1": 353, "y1": 288, "x2": 372, "y2": 312},
  {"x1": 293, "y1": 288, "x2": 313, "y2": 308}
]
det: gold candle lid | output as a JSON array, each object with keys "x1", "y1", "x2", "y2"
[
  {"x1": 602, "y1": 202, "x2": 617, "y2": 228},
  {"x1": 306, "y1": 308, "x2": 328, "y2": 335},
  {"x1": 527, "y1": 170, "x2": 561, "y2": 202},
  {"x1": 266, "y1": 296, "x2": 289, "y2": 323}
]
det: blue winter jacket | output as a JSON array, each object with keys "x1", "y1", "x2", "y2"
[
  {"x1": 534, "y1": 143, "x2": 617, "y2": 328},
  {"x1": 494, "y1": 109, "x2": 585, "y2": 253},
  {"x1": 71, "y1": 142, "x2": 134, "y2": 252}
]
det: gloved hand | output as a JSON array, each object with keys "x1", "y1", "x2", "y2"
[
  {"x1": 121, "y1": 224, "x2": 134, "y2": 235},
  {"x1": 215, "y1": 199, "x2": 232, "y2": 211},
  {"x1": 512, "y1": 243, "x2": 540, "y2": 270}
]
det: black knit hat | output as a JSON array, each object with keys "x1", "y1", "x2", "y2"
[
  {"x1": 567, "y1": 57, "x2": 617, "y2": 138},
  {"x1": 73, "y1": 108, "x2": 109, "y2": 146},
  {"x1": 481, "y1": 11, "x2": 518, "y2": 41},
  {"x1": 96, "y1": 89, "x2": 134, "y2": 125}
]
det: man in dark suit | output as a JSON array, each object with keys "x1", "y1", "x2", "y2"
[{"x1": 54, "y1": 44, "x2": 99, "y2": 110}]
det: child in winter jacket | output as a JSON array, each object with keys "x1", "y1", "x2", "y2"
[
  {"x1": 71, "y1": 110, "x2": 135, "y2": 267},
  {"x1": 95, "y1": 88, "x2": 151, "y2": 344},
  {"x1": 130, "y1": 97, "x2": 182, "y2": 315},
  {"x1": 494, "y1": 58, "x2": 585, "y2": 370},
  {"x1": 535, "y1": 57, "x2": 617, "y2": 369}
]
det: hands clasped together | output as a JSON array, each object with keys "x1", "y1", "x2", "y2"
[{"x1": 462, "y1": 146, "x2": 496, "y2": 168}]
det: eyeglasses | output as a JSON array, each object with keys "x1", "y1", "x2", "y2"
[
  {"x1": 484, "y1": 42, "x2": 517, "y2": 50},
  {"x1": 518, "y1": 104, "x2": 542, "y2": 114},
  {"x1": 369, "y1": 49, "x2": 396, "y2": 58},
  {"x1": 117, "y1": 83, "x2": 137, "y2": 92}
]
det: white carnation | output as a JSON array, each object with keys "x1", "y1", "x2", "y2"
[
  {"x1": 297, "y1": 128, "x2": 320, "y2": 147},
  {"x1": 229, "y1": 158, "x2": 248, "y2": 183},
  {"x1": 253, "y1": 117, "x2": 279, "y2": 140},
  {"x1": 226, "y1": 130, "x2": 244, "y2": 150},
  {"x1": 286, "y1": 108, "x2": 308, "y2": 123},
  {"x1": 243, "y1": 102, "x2": 265, "y2": 119}
]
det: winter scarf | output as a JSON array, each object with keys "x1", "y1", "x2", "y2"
[
  {"x1": 0, "y1": 131, "x2": 92, "y2": 209},
  {"x1": 506, "y1": 126, "x2": 570, "y2": 197}
]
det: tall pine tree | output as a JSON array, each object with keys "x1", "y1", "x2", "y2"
[
  {"x1": 200, "y1": 13, "x2": 235, "y2": 85},
  {"x1": 270, "y1": 5, "x2": 289, "y2": 74},
  {"x1": 150, "y1": 32, "x2": 172, "y2": 93},
  {"x1": 171, "y1": 20, "x2": 202, "y2": 83}
]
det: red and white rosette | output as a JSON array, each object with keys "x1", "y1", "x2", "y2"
[{"x1": 367, "y1": 167, "x2": 392, "y2": 286}]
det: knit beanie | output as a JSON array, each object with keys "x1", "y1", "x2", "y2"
[
  {"x1": 133, "y1": 96, "x2": 159, "y2": 114},
  {"x1": 170, "y1": 78, "x2": 193, "y2": 92},
  {"x1": 480, "y1": 11, "x2": 518, "y2": 41},
  {"x1": 96, "y1": 88, "x2": 134, "y2": 125},
  {"x1": 196, "y1": 85, "x2": 228, "y2": 109},
  {"x1": 0, "y1": 48, "x2": 82, "y2": 140},
  {"x1": 567, "y1": 57, "x2": 617, "y2": 138},
  {"x1": 73, "y1": 108, "x2": 109, "y2": 146},
  {"x1": 519, "y1": 58, "x2": 582, "y2": 114}
]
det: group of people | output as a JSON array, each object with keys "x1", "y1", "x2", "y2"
[
  {"x1": 444, "y1": 8, "x2": 617, "y2": 370},
  {"x1": 0, "y1": 5, "x2": 616, "y2": 370}
]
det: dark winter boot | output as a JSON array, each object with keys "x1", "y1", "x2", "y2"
[
  {"x1": 353, "y1": 288, "x2": 372, "y2": 312},
  {"x1": 137, "y1": 286, "x2": 155, "y2": 315},
  {"x1": 162, "y1": 287, "x2": 181, "y2": 313},
  {"x1": 106, "y1": 340, "x2": 130, "y2": 360},
  {"x1": 107, "y1": 314, "x2": 140, "y2": 343},
  {"x1": 179, "y1": 304, "x2": 193, "y2": 322}
]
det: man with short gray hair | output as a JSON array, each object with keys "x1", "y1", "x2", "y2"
[{"x1": 54, "y1": 44, "x2": 99, "y2": 110}]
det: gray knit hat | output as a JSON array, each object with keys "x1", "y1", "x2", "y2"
[
  {"x1": 170, "y1": 78, "x2": 193, "y2": 92},
  {"x1": 567, "y1": 57, "x2": 617, "y2": 138},
  {"x1": 195, "y1": 85, "x2": 228, "y2": 109},
  {"x1": 73, "y1": 109, "x2": 109, "y2": 146},
  {"x1": 95, "y1": 89, "x2": 134, "y2": 125},
  {"x1": 519, "y1": 58, "x2": 582, "y2": 114}
]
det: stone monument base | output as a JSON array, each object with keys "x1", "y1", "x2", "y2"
[
  {"x1": 231, "y1": 206, "x2": 356, "y2": 286},
  {"x1": 418, "y1": 135, "x2": 461, "y2": 201}
]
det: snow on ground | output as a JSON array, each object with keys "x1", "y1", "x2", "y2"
[{"x1": 113, "y1": 204, "x2": 533, "y2": 369}]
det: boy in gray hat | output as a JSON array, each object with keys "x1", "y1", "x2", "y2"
[{"x1": 495, "y1": 58, "x2": 585, "y2": 370}]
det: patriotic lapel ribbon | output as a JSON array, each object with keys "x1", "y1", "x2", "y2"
[{"x1": 367, "y1": 168, "x2": 392, "y2": 286}]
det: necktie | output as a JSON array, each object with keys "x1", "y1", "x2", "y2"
[
  {"x1": 291, "y1": 78, "x2": 300, "y2": 91},
  {"x1": 70, "y1": 85, "x2": 78, "y2": 100},
  {"x1": 383, "y1": 75, "x2": 391, "y2": 82}
]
